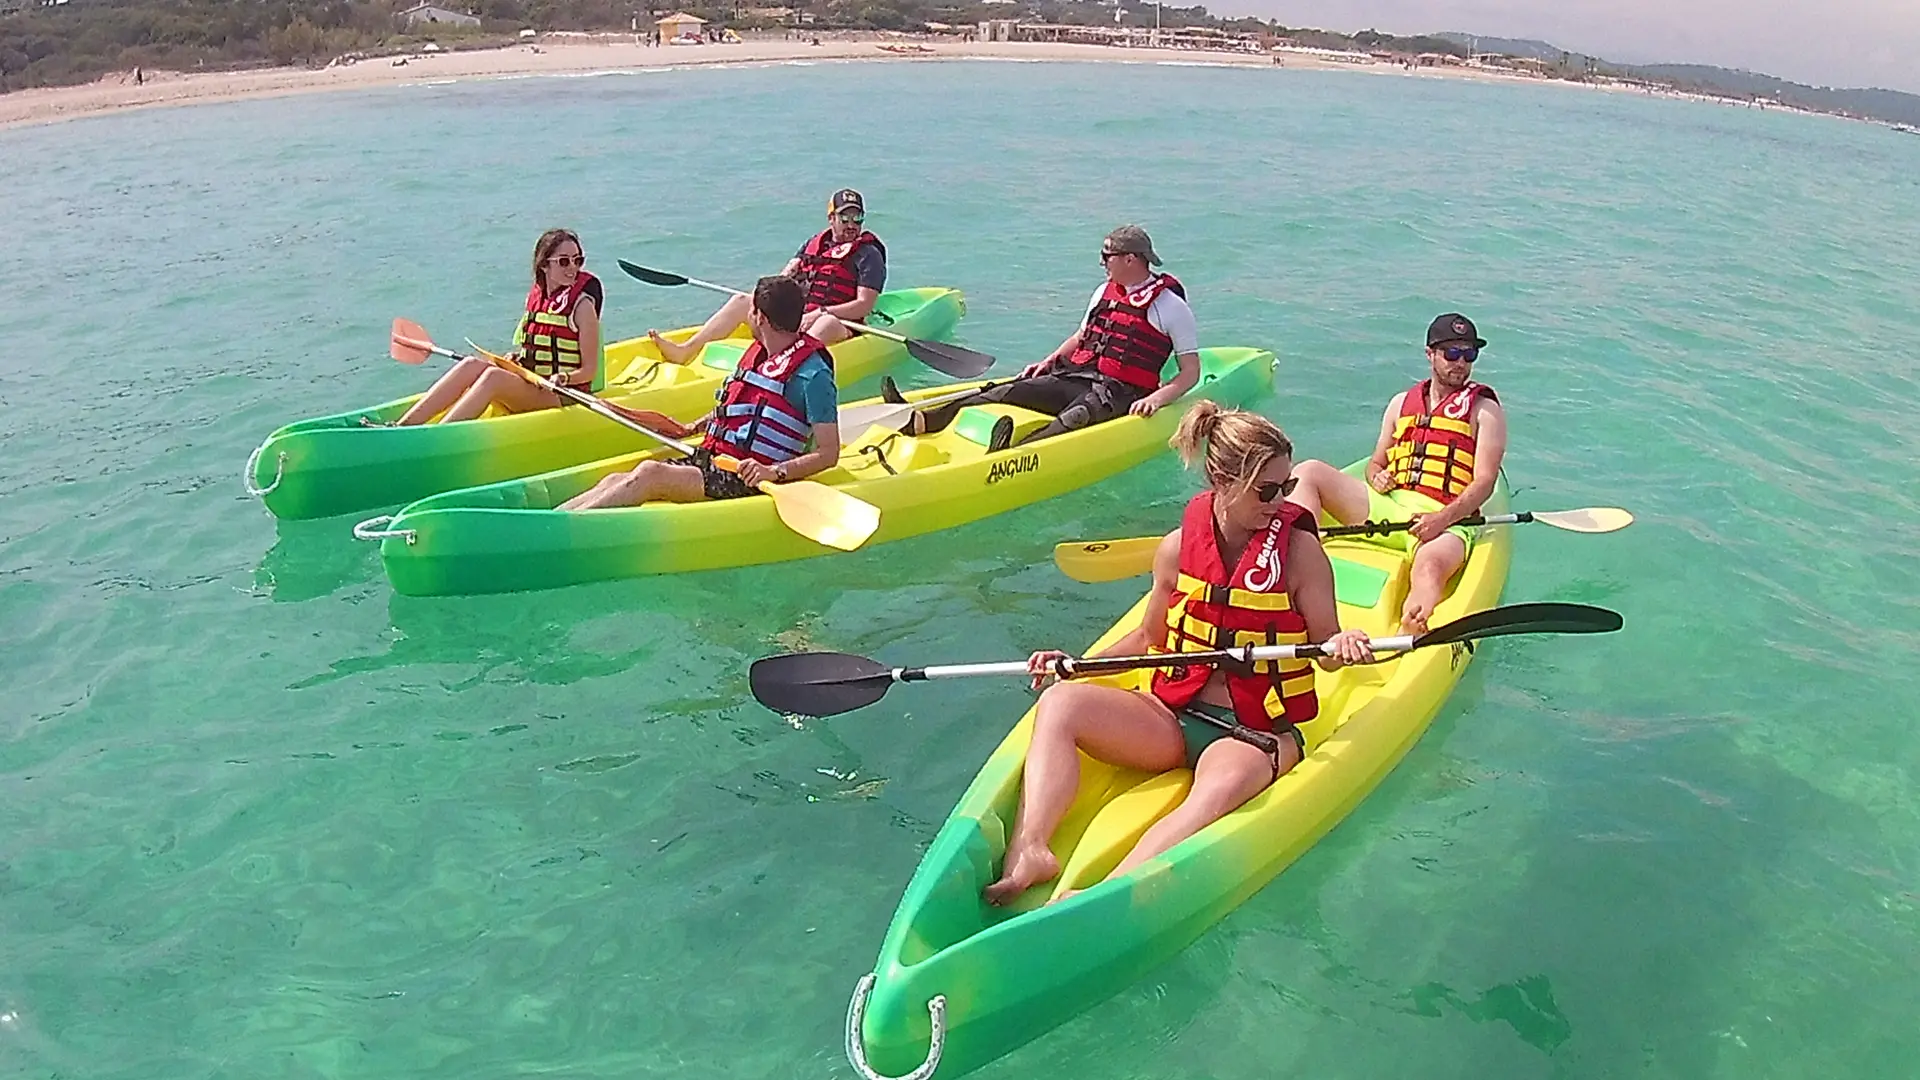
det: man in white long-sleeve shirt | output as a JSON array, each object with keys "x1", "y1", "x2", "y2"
[{"x1": 901, "y1": 225, "x2": 1202, "y2": 451}]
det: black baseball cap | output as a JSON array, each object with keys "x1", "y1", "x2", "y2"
[
  {"x1": 1426, "y1": 312, "x2": 1486, "y2": 349},
  {"x1": 829, "y1": 188, "x2": 865, "y2": 215}
]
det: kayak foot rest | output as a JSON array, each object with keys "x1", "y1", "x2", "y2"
[
  {"x1": 700, "y1": 340, "x2": 752, "y2": 372},
  {"x1": 1047, "y1": 769, "x2": 1194, "y2": 903},
  {"x1": 952, "y1": 405, "x2": 1050, "y2": 448},
  {"x1": 846, "y1": 973, "x2": 946, "y2": 1080}
]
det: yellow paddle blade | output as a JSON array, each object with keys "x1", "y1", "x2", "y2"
[
  {"x1": 1052, "y1": 536, "x2": 1161, "y2": 583},
  {"x1": 758, "y1": 479, "x2": 881, "y2": 551},
  {"x1": 1532, "y1": 507, "x2": 1635, "y2": 533}
]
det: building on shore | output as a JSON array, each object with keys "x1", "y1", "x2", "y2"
[
  {"x1": 657, "y1": 11, "x2": 707, "y2": 41},
  {"x1": 1006, "y1": 22, "x2": 1261, "y2": 52},
  {"x1": 398, "y1": 3, "x2": 479, "y2": 29}
]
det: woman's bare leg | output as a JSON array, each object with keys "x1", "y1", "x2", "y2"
[{"x1": 983, "y1": 683, "x2": 1185, "y2": 905}]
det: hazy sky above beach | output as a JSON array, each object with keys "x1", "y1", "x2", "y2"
[{"x1": 1230, "y1": 1, "x2": 1920, "y2": 94}]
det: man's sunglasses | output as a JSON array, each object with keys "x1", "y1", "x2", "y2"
[{"x1": 1438, "y1": 345, "x2": 1480, "y2": 362}]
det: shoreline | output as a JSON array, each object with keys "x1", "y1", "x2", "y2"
[{"x1": 0, "y1": 35, "x2": 1839, "y2": 132}]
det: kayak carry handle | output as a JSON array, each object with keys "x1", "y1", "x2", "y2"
[
  {"x1": 352, "y1": 515, "x2": 417, "y2": 546},
  {"x1": 845, "y1": 973, "x2": 946, "y2": 1080},
  {"x1": 244, "y1": 445, "x2": 285, "y2": 497}
]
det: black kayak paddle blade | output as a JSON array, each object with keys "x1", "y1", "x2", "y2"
[
  {"x1": 1415, "y1": 602, "x2": 1623, "y2": 649},
  {"x1": 749, "y1": 651, "x2": 897, "y2": 717},
  {"x1": 619, "y1": 260, "x2": 689, "y2": 288},
  {"x1": 906, "y1": 339, "x2": 995, "y2": 378}
]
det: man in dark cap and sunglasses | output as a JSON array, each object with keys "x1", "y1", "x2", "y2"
[
  {"x1": 1286, "y1": 312, "x2": 1508, "y2": 635},
  {"x1": 650, "y1": 188, "x2": 886, "y2": 365},
  {"x1": 893, "y1": 224, "x2": 1202, "y2": 451}
]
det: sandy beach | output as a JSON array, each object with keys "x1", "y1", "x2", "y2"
[{"x1": 0, "y1": 33, "x2": 1682, "y2": 131}]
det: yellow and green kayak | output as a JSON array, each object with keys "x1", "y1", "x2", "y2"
[
  {"x1": 244, "y1": 287, "x2": 966, "y2": 520},
  {"x1": 353, "y1": 348, "x2": 1276, "y2": 596},
  {"x1": 846, "y1": 462, "x2": 1513, "y2": 1080}
]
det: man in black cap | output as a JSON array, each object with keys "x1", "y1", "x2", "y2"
[
  {"x1": 1286, "y1": 312, "x2": 1508, "y2": 634},
  {"x1": 895, "y1": 223, "x2": 1201, "y2": 451},
  {"x1": 650, "y1": 188, "x2": 886, "y2": 364}
]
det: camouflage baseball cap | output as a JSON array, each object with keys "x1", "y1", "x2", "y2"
[{"x1": 1102, "y1": 224, "x2": 1162, "y2": 266}]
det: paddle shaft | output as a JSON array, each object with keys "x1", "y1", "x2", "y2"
[
  {"x1": 668, "y1": 275, "x2": 919, "y2": 348},
  {"x1": 879, "y1": 636, "x2": 1421, "y2": 685},
  {"x1": 1325, "y1": 510, "x2": 1536, "y2": 539},
  {"x1": 402, "y1": 331, "x2": 706, "y2": 457}
]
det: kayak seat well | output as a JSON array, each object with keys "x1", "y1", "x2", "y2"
[
  {"x1": 952, "y1": 404, "x2": 1053, "y2": 449},
  {"x1": 1046, "y1": 769, "x2": 1194, "y2": 903},
  {"x1": 838, "y1": 430, "x2": 945, "y2": 480},
  {"x1": 994, "y1": 754, "x2": 1158, "y2": 915}
]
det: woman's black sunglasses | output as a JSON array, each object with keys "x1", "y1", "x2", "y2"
[{"x1": 1255, "y1": 476, "x2": 1299, "y2": 503}]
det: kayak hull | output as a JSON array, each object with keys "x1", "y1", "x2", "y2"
[
  {"x1": 364, "y1": 348, "x2": 1277, "y2": 596},
  {"x1": 853, "y1": 463, "x2": 1513, "y2": 1079},
  {"x1": 245, "y1": 287, "x2": 966, "y2": 520}
]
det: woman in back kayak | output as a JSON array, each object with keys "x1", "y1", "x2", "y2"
[
  {"x1": 984, "y1": 403, "x2": 1375, "y2": 906},
  {"x1": 395, "y1": 229, "x2": 604, "y2": 425}
]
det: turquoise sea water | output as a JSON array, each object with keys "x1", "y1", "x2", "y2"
[{"x1": 3, "y1": 58, "x2": 1919, "y2": 1079}]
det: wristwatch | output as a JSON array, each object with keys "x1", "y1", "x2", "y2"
[{"x1": 774, "y1": 463, "x2": 789, "y2": 482}]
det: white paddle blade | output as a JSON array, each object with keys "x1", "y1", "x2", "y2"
[
  {"x1": 1533, "y1": 507, "x2": 1635, "y2": 533},
  {"x1": 836, "y1": 400, "x2": 917, "y2": 433}
]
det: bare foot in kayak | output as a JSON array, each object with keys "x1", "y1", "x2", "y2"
[
  {"x1": 1400, "y1": 594, "x2": 1434, "y2": 636},
  {"x1": 647, "y1": 329, "x2": 699, "y2": 365},
  {"x1": 983, "y1": 843, "x2": 1059, "y2": 906}
]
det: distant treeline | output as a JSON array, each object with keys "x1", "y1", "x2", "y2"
[
  {"x1": 9, "y1": 0, "x2": 1916, "y2": 131},
  {"x1": 1, "y1": 0, "x2": 639, "y2": 90},
  {"x1": 1, "y1": 0, "x2": 1475, "y2": 93}
]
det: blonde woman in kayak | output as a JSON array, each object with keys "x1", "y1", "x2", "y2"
[
  {"x1": 395, "y1": 229, "x2": 604, "y2": 425},
  {"x1": 984, "y1": 403, "x2": 1374, "y2": 906}
]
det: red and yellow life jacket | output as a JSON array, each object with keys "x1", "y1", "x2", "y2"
[
  {"x1": 794, "y1": 228, "x2": 884, "y2": 311},
  {"x1": 1149, "y1": 491, "x2": 1319, "y2": 729},
  {"x1": 1064, "y1": 273, "x2": 1185, "y2": 391},
  {"x1": 513, "y1": 270, "x2": 600, "y2": 383},
  {"x1": 708, "y1": 333, "x2": 828, "y2": 466},
  {"x1": 1385, "y1": 378, "x2": 1498, "y2": 504}
]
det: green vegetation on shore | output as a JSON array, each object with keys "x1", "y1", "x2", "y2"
[{"x1": 5, "y1": 0, "x2": 1917, "y2": 129}]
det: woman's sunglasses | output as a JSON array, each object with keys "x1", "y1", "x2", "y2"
[
  {"x1": 547, "y1": 254, "x2": 586, "y2": 268},
  {"x1": 1254, "y1": 476, "x2": 1299, "y2": 503}
]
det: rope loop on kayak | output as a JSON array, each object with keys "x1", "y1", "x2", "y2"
[
  {"x1": 243, "y1": 445, "x2": 285, "y2": 497},
  {"x1": 845, "y1": 973, "x2": 945, "y2": 1080},
  {"x1": 613, "y1": 360, "x2": 663, "y2": 388},
  {"x1": 352, "y1": 515, "x2": 417, "y2": 545}
]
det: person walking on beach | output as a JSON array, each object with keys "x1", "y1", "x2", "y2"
[
  {"x1": 894, "y1": 224, "x2": 1200, "y2": 452},
  {"x1": 1283, "y1": 312, "x2": 1507, "y2": 635},
  {"x1": 394, "y1": 229, "x2": 604, "y2": 426},
  {"x1": 646, "y1": 189, "x2": 884, "y2": 365}
]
